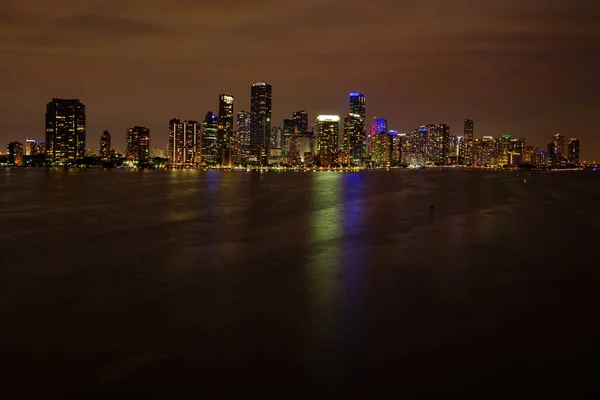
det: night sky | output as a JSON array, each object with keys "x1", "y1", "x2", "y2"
[{"x1": 1, "y1": 0, "x2": 599, "y2": 159}]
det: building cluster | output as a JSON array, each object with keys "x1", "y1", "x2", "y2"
[{"x1": 0, "y1": 87, "x2": 585, "y2": 169}]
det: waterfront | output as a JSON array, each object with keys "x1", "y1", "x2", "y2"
[{"x1": 0, "y1": 169, "x2": 599, "y2": 397}]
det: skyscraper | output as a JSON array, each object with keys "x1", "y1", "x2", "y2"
[
  {"x1": 126, "y1": 126, "x2": 150, "y2": 163},
  {"x1": 370, "y1": 118, "x2": 387, "y2": 136},
  {"x1": 236, "y1": 110, "x2": 251, "y2": 149},
  {"x1": 100, "y1": 130, "x2": 111, "y2": 161},
  {"x1": 236, "y1": 110, "x2": 251, "y2": 164},
  {"x1": 344, "y1": 114, "x2": 365, "y2": 165},
  {"x1": 427, "y1": 124, "x2": 451, "y2": 165},
  {"x1": 168, "y1": 119, "x2": 199, "y2": 167},
  {"x1": 460, "y1": 119, "x2": 474, "y2": 165},
  {"x1": 7, "y1": 142, "x2": 24, "y2": 166},
  {"x1": 282, "y1": 118, "x2": 296, "y2": 156},
  {"x1": 317, "y1": 115, "x2": 340, "y2": 155},
  {"x1": 25, "y1": 139, "x2": 36, "y2": 156},
  {"x1": 568, "y1": 138, "x2": 580, "y2": 165},
  {"x1": 553, "y1": 133, "x2": 566, "y2": 157},
  {"x1": 250, "y1": 82, "x2": 272, "y2": 164},
  {"x1": 349, "y1": 93, "x2": 367, "y2": 160},
  {"x1": 218, "y1": 94, "x2": 234, "y2": 167},
  {"x1": 293, "y1": 110, "x2": 309, "y2": 134},
  {"x1": 202, "y1": 112, "x2": 219, "y2": 166},
  {"x1": 45, "y1": 98, "x2": 86, "y2": 163}
]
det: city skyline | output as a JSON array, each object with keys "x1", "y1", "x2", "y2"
[{"x1": 0, "y1": 1, "x2": 598, "y2": 159}]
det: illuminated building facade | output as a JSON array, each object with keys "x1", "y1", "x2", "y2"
[
  {"x1": 459, "y1": 119, "x2": 474, "y2": 165},
  {"x1": 218, "y1": 94, "x2": 234, "y2": 167},
  {"x1": 553, "y1": 133, "x2": 566, "y2": 157},
  {"x1": 282, "y1": 118, "x2": 296, "y2": 157},
  {"x1": 349, "y1": 93, "x2": 367, "y2": 161},
  {"x1": 236, "y1": 110, "x2": 251, "y2": 150},
  {"x1": 293, "y1": 110, "x2": 309, "y2": 134},
  {"x1": 370, "y1": 117, "x2": 387, "y2": 136},
  {"x1": 169, "y1": 119, "x2": 199, "y2": 166},
  {"x1": 7, "y1": 142, "x2": 24, "y2": 166},
  {"x1": 45, "y1": 98, "x2": 86, "y2": 163},
  {"x1": 126, "y1": 126, "x2": 150, "y2": 163},
  {"x1": 568, "y1": 138, "x2": 580, "y2": 165},
  {"x1": 317, "y1": 115, "x2": 340, "y2": 155},
  {"x1": 371, "y1": 132, "x2": 391, "y2": 165},
  {"x1": 25, "y1": 139, "x2": 36, "y2": 156},
  {"x1": 100, "y1": 130, "x2": 111, "y2": 161},
  {"x1": 250, "y1": 82, "x2": 272, "y2": 164},
  {"x1": 427, "y1": 124, "x2": 450, "y2": 165},
  {"x1": 150, "y1": 148, "x2": 165, "y2": 159},
  {"x1": 344, "y1": 113, "x2": 365, "y2": 165},
  {"x1": 202, "y1": 112, "x2": 219, "y2": 166}
]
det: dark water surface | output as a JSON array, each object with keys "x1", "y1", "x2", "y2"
[{"x1": 1, "y1": 169, "x2": 599, "y2": 397}]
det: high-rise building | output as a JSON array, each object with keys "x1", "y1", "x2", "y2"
[
  {"x1": 293, "y1": 110, "x2": 309, "y2": 134},
  {"x1": 45, "y1": 98, "x2": 86, "y2": 163},
  {"x1": 282, "y1": 118, "x2": 296, "y2": 157},
  {"x1": 202, "y1": 112, "x2": 219, "y2": 166},
  {"x1": 317, "y1": 115, "x2": 340, "y2": 155},
  {"x1": 343, "y1": 114, "x2": 365, "y2": 165},
  {"x1": 218, "y1": 94, "x2": 234, "y2": 167},
  {"x1": 236, "y1": 110, "x2": 251, "y2": 149},
  {"x1": 7, "y1": 142, "x2": 24, "y2": 166},
  {"x1": 250, "y1": 82, "x2": 272, "y2": 164},
  {"x1": 349, "y1": 93, "x2": 367, "y2": 120},
  {"x1": 126, "y1": 126, "x2": 150, "y2": 163},
  {"x1": 168, "y1": 119, "x2": 199, "y2": 167},
  {"x1": 427, "y1": 124, "x2": 451, "y2": 165},
  {"x1": 568, "y1": 138, "x2": 580, "y2": 165},
  {"x1": 25, "y1": 139, "x2": 36, "y2": 156},
  {"x1": 100, "y1": 130, "x2": 111, "y2": 161},
  {"x1": 235, "y1": 110, "x2": 251, "y2": 165},
  {"x1": 370, "y1": 117, "x2": 387, "y2": 136},
  {"x1": 35, "y1": 142, "x2": 46, "y2": 156},
  {"x1": 553, "y1": 133, "x2": 566, "y2": 157},
  {"x1": 371, "y1": 132, "x2": 392, "y2": 166},
  {"x1": 459, "y1": 119, "x2": 474, "y2": 165},
  {"x1": 271, "y1": 126, "x2": 282, "y2": 149}
]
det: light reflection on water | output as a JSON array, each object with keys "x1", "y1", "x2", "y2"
[{"x1": 0, "y1": 169, "x2": 599, "y2": 396}]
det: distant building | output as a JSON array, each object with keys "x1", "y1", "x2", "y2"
[
  {"x1": 344, "y1": 113, "x2": 365, "y2": 165},
  {"x1": 282, "y1": 118, "x2": 296, "y2": 157},
  {"x1": 126, "y1": 126, "x2": 150, "y2": 163},
  {"x1": 45, "y1": 98, "x2": 86, "y2": 163},
  {"x1": 218, "y1": 94, "x2": 234, "y2": 167},
  {"x1": 168, "y1": 119, "x2": 199, "y2": 167},
  {"x1": 236, "y1": 110, "x2": 251, "y2": 150},
  {"x1": 202, "y1": 112, "x2": 219, "y2": 166},
  {"x1": 553, "y1": 133, "x2": 566, "y2": 157},
  {"x1": 317, "y1": 115, "x2": 340, "y2": 159},
  {"x1": 150, "y1": 148, "x2": 165, "y2": 159},
  {"x1": 100, "y1": 130, "x2": 111, "y2": 161},
  {"x1": 427, "y1": 124, "x2": 450, "y2": 165},
  {"x1": 235, "y1": 110, "x2": 251, "y2": 165},
  {"x1": 371, "y1": 132, "x2": 392, "y2": 166},
  {"x1": 370, "y1": 117, "x2": 387, "y2": 137},
  {"x1": 250, "y1": 82, "x2": 272, "y2": 165},
  {"x1": 7, "y1": 142, "x2": 24, "y2": 166},
  {"x1": 25, "y1": 139, "x2": 37, "y2": 156},
  {"x1": 269, "y1": 126, "x2": 281, "y2": 150},
  {"x1": 293, "y1": 110, "x2": 309, "y2": 134},
  {"x1": 35, "y1": 142, "x2": 46, "y2": 156},
  {"x1": 568, "y1": 138, "x2": 580, "y2": 165},
  {"x1": 459, "y1": 119, "x2": 474, "y2": 165}
]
